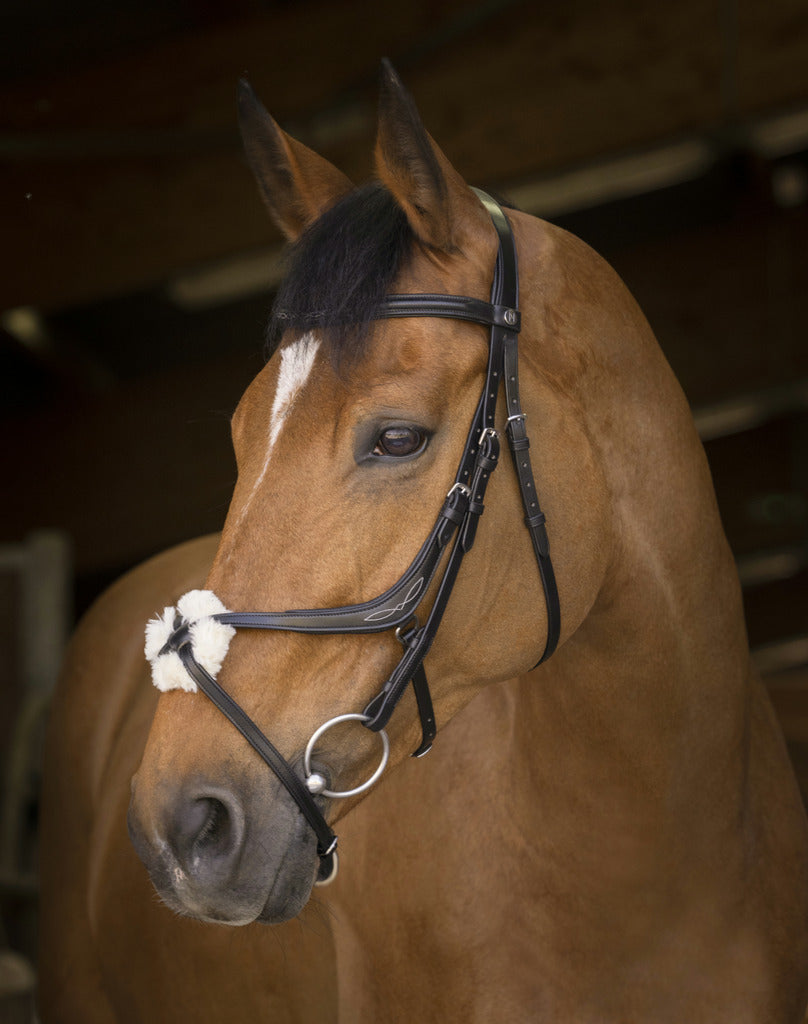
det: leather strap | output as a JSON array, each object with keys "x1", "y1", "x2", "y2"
[
  {"x1": 374, "y1": 293, "x2": 520, "y2": 332},
  {"x1": 214, "y1": 484, "x2": 468, "y2": 636},
  {"x1": 502, "y1": 337, "x2": 560, "y2": 662},
  {"x1": 174, "y1": 640, "x2": 338, "y2": 877},
  {"x1": 474, "y1": 187, "x2": 560, "y2": 663},
  {"x1": 410, "y1": 664, "x2": 436, "y2": 757},
  {"x1": 361, "y1": 422, "x2": 501, "y2": 736}
]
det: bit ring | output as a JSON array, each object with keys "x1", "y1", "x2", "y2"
[{"x1": 303, "y1": 713, "x2": 390, "y2": 799}]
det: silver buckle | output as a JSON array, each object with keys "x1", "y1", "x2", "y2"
[{"x1": 395, "y1": 614, "x2": 420, "y2": 643}]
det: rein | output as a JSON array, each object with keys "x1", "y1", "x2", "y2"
[{"x1": 152, "y1": 190, "x2": 560, "y2": 884}]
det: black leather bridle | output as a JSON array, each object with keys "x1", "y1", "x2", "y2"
[{"x1": 162, "y1": 190, "x2": 560, "y2": 883}]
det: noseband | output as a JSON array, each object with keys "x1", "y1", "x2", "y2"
[{"x1": 150, "y1": 190, "x2": 560, "y2": 884}]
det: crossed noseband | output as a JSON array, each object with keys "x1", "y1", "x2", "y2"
[{"x1": 145, "y1": 191, "x2": 560, "y2": 885}]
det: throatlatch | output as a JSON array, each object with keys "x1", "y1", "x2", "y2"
[{"x1": 144, "y1": 191, "x2": 560, "y2": 885}]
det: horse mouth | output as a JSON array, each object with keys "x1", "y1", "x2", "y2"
[
  {"x1": 127, "y1": 788, "x2": 321, "y2": 926},
  {"x1": 143, "y1": 842, "x2": 320, "y2": 926},
  {"x1": 257, "y1": 851, "x2": 320, "y2": 924}
]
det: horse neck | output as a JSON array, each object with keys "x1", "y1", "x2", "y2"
[{"x1": 517, "y1": 222, "x2": 752, "y2": 804}]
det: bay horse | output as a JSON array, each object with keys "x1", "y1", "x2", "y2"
[{"x1": 39, "y1": 61, "x2": 808, "y2": 1022}]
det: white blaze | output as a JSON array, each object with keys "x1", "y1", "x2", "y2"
[
  {"x1": 240, "y1": 332, "x2": 321, "y2": 520},
  {"x1": 268, "y1": 332, "x2": 321, "y2": 451}
]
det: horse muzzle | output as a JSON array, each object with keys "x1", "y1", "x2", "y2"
[{"x1": 127, "y1": 771, "x2": 321, "y2": 925}]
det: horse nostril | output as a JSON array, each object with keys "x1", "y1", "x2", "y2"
[
  {"x1": 172, "y1": 792, "x2": 245, "y2": 876},
  {"x1": 194, "y1": 799, "x2": 231, "y2": 852}
]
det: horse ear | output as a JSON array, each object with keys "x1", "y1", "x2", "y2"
[
  {"x1": 237, "y1": 79, "x2": 354, "y2": 240},
  {"x1": 374, "y1": 59, "x2": 486, "y2": 253}
]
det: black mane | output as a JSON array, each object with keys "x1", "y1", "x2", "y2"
[{"x1": 268, "y1": 182, "x2": 413, "y2": 366}]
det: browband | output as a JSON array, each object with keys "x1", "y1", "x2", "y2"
[{"x1": 373, "y1": 293, "x2": 521, "y2": 332}]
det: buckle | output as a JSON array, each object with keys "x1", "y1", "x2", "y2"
[
  {"x1": 475, "y1": 427, "x2": 500, "y2": 472},
  {"x1": 395, "y1": 614, "x2": 420, "y2": 645}
]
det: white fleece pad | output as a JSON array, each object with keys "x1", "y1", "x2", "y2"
[{"x1": 144, "y1": 589, "x2": 235, "y2": 693}]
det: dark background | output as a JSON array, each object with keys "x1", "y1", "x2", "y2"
[{"x1": 1, "y1": 0, "x2": 807, "y2": 996}]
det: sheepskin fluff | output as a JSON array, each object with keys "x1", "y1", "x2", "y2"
[{"x1": 144, "y1": 589, "x2": 235, "y2": 693}]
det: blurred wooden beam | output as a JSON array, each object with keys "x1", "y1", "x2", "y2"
[{"x1": 2, "y1": 0, "x2": 807, "y2": 312}]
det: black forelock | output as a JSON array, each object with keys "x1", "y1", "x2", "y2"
[{"x1": 267, "y1": 182, "x2": 413, "y2": 367}]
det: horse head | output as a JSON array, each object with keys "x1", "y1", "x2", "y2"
[{"x1": 127, "y1": 62, "x2": 613, "y2": 925}]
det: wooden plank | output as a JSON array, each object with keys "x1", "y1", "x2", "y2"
[
  {"x1": 609, "y1": 204, "x2": 808, "y2": 407},
  {"x1": 3, "y1": 0, "x2": 808, "y2": 310},
  {"x1": 0, "y1": 0, "x2": 476, "y2": 310},
  {"x1": 0, "y1": 355, "x2": 248, "y2": 576},
  {"x1": 702, "y1": 412, "x2": 808, "y2": 558},
  {"x1": 738, "y1": 0, "x2": 808, "y2": 116}
]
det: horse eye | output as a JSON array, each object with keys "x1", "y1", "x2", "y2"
[{"x1": 373, "y1": 426, "x2": 426, "y2": 458}]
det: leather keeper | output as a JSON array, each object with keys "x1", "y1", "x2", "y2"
[
  {"x1": 507, "y1": 433, "x2": 530, "y2": 453},
  {"x1": 460, "y1": 515, "x2": 481, "y2": 552},
  {"x1": 531, "y1": 522, "x2": 550, "y2": 558},
  {"x1": 439, "y1": 499, "x2": 467, "y2": 528}
]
